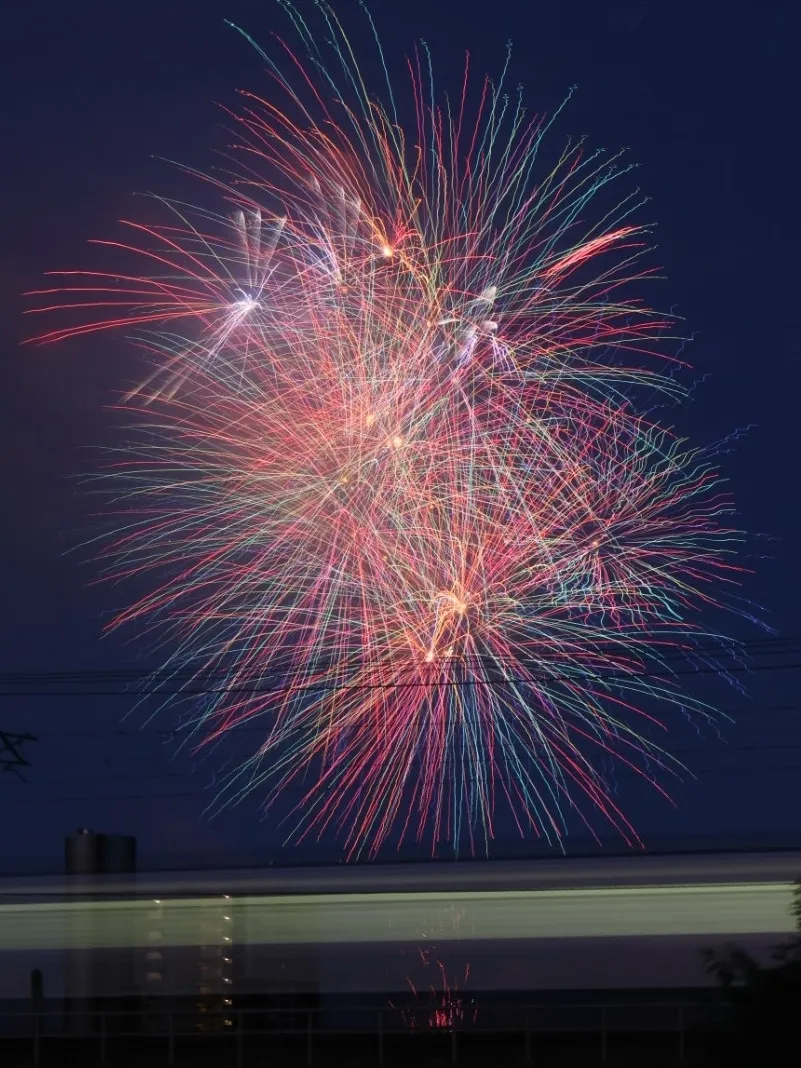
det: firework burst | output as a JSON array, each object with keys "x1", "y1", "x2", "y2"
[{"x1": 28, "y1": 2, "x2": 746, "y2": 856}]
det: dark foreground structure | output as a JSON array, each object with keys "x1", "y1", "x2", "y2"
[
  {"x1": 0, "y1": 993, "x2": 731, "y2": 1066},
  {"x1": 0, "y1": 849, "x2": 796, "y2": 1066}
]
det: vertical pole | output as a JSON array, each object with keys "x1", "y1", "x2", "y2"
[
  {"x1": 31, "y1": 967, "x2": 43, "y2": 1068},
  {"x1": 678, "y1": 1006, "x2": 685, "y2": 1063},
  {"x1": 167, "y1": 1012, "x2": 175, "y2": 1066},
  {"x1": 600, "y1": 1007, "x2": 608, "y2": 1063},
  {"x1": 237, "y1": 1010, "x2": 243, "y2": 1068},
  {"x1": 377, "y1": 1008, "x2": 384, "y2": 1067},
  {"x1": 306, "y1": 1008, "x2": 313, "y2": 1067}
]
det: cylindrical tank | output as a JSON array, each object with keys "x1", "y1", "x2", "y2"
[
  {"x1": 65, "y1": 829, "x2": 137, "y2": 875},
  {"x1": 63, "y1": 829, "x2": 138, "y2": 1033},
  {"x1": 65, "y1": 829, "x2": 101, "y2": 876}
]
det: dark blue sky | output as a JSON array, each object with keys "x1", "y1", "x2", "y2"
[{"x1": 1, "y1": 0, "x2": 799, "y2": 872}]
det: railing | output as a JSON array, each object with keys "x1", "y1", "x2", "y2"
[{"x1": 0, "y1": 999, "x2": 721, "y2": 1066}]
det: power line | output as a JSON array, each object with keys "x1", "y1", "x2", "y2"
[
  {"x1": 12, "y1": 732, "x2": 801, "y2": 756},
  {"x1": 1, "y1": 656, "x2": 800, "y2": 700},
  {"x1": 5, "y1": 760, "x2": 801, "y2": 805},
  {"x1": 11, "y1": 791, "x2": 198, "y2": 805},
  {"x1": 0, "y1": 771, "x2": 201, "y2": 786},
  {"x1": 0, "y1": 634, "x2": 798, "y2": 693}
]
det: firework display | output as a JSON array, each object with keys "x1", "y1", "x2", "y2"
[
  {"x1": 392, "y1": 951, "x2": 477, "y2": 1031},
  {"x1": 28, "y1": 3, "x2": 743, "y2": 856}
]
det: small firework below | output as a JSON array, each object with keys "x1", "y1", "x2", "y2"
[{"x1": 391, "y1": 952, "x2": 478, "y2": 1032}]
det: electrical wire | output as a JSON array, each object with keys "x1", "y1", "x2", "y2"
[{"x1": 0, "y1": 635, "x2": 798, "y2": 692}]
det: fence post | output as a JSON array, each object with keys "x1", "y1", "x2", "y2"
[
  {"x1": 678, "y1": 1006, "x2": 685, "y2": 1062},
  {"x1": 377, "y1": 1008, "x2": 384, "y2": 1067},
  {"x1": 306, "y1": 1008, "x2": 314, "y2": 1068},
  {"x1": 30, "y1": 966, "x2": 44, "y2": 1068},
  {"x1": 237, "y1": 1010, "x2": 243, "y2": 1068},
  {"x1": 167, "y1": 1011, "x2": 175, "y2": 1066},
  {"x1": 600, "y1": 1006, "x2": 608, "y2": 1063}
]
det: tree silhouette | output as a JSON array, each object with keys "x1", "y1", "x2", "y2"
[{"x1": 703, "y1": 880, "x2": 801, "y2": 1064}]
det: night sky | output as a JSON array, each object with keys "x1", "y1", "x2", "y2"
[{"x1": 1, "y1": 0, "x2": 799, "y2": 873}]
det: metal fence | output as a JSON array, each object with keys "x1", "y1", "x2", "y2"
[{"x1": 0, "y1": 999, "x2": 720, "y2": 1066}]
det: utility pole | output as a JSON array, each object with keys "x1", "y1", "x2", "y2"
[{"x1": 0, "y1": 730, "x2": 36, "y2": 776}]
